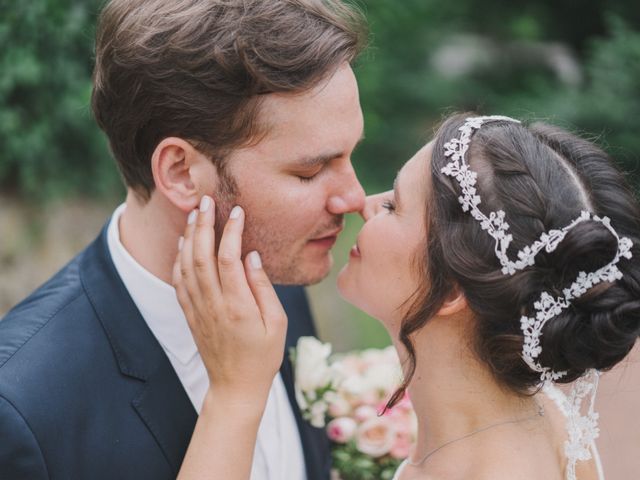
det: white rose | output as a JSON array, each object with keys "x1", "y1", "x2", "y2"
[
  {"x1": 353, "y1": 405, "x2": 378, "y2": 422},
  {"x1": 295, "y1": 337, "x2": 333, "y2": 392},
  {"x1": 295, "y1": 384, "x2": 308, "y2": 410},
  {"x1": 342, "y1": 374, "x2": 379, "y2": 406},
  {"x1": 355, "y1": 417, "x2": 396, "y2": 458},
  {"x1": 310, "y1": 401, "x2": 328, "y2": 428},
  {"x1": 340, "y1": 375, "x2": 367, "y2": 397},
  {"x1": 360, "y1": 348, "x2": 385, "y2": 366},
  {"x1": 362, "y1": 362, "x2": 402, "y2": 394},
  {"x1": 326, "y1": 392, "x2": 352, "y2": 418},
  {"x1": 332, "y1": 355, "x2": 365, "y2": 377}
]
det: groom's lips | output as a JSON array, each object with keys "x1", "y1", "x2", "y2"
[{"x1": 308, "y1": 228, "x2": 343, "y2": 249}]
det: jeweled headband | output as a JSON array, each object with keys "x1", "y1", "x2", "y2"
[{"x1": 441, "y1": 115, "x2": 633, "y2": 480}]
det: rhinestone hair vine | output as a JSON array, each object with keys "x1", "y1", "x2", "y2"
[{"x1": 440, "y1": 115, "x2": 634, "y2": 480}]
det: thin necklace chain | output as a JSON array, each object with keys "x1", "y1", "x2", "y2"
[{"x1": 407, "y1": 404, "x2": 545, "y2": 467}]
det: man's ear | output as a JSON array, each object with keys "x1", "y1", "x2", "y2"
[
  {"x1": 436, "y1": 288, "x2": 468, "y2": 317},
  {"x1": 151, "y1": 137, "x2": 219, "y2": 213}
]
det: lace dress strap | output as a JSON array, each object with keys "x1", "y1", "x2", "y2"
[
  {"x1": 543, "y1": 384, "x2": 605, "y2": 480},
  {"x1": 392, "y1": 459, "x2": 409, "y2": 480}
]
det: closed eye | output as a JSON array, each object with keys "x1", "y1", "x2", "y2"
[
  {"x1": 382, "y1": 199, "x2": 396, "y2": 213},
  {"x1": 295, "y1": 166, "x2": 324, "y2": 182},
  {"x1": 297, "y1": 173, "x2": 319, "y2": 183}
]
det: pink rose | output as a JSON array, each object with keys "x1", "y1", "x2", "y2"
[
  {"x1": 355, "y1": 417, "x2": 396, "y2": 458},
  {"x1": 390, "y1": 431, "x2": 412, "y2": 459},
  {"x1": 327, "y1": 417, "x2": 357, "y2": 444},
  {"x1": 328, "y1": 394, "x2": 352, "y2": 418},
  {"x1": 353, "y1": 405, "x2": 377, "y2": 423}
]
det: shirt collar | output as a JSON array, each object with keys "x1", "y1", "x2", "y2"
[{"x1": 106, "y1": 204, "x2": 199, "y2": 365}]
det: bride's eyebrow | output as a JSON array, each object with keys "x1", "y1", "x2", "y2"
[{"x1": 393, "y1": 171, "x2": 404, "y2": 208}]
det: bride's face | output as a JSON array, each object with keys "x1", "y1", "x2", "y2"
[{"x1": 337, "y1": 142, "x2": 430, "y2": 332}]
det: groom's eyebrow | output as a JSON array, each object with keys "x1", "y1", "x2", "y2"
[
  {"x1": 295, "y1": 131, "x2": 365, "y2": 168},
  {"x1": 296, "y1": 151, "x2": 343, "y2": 168}
]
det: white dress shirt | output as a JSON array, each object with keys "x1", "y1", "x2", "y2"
[{"x1": 107, "y1": 204, "x2": 307, "y2": 480}]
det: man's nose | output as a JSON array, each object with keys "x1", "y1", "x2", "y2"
[{"x1": 327, "y1": 163, "x2": 366, "y2": 215}]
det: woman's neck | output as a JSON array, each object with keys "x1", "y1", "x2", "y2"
[{"x1": 393, "y1": 315, "x2": 540, "y2": 461}]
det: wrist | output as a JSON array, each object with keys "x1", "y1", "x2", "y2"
[{"x1": 202, "y1": 385, "x2": 270, "y2": 420}]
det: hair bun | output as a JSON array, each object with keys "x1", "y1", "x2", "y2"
[{"x1": 536, "y1": 220, "x2": 640, "y2": 381}]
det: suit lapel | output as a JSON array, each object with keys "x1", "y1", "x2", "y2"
[
  {"x1": 80, "y1": 225, "x2": 197, "y2": 474},
  {"x1": 131, "y1": 366, "x2": 198, "y2": 473},
  {"x1": 276, "y1": 286, "x2": 331, "y2": 480},
  {"x1": 80, "y1": 224, "x2": 328, "y2": 477}
]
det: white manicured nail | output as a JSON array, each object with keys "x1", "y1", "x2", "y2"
[
  {"x1": 187, "y1": 210, "x2": 197, "y2": 225},
  {"x1": 178, "y1": 236, "x2": 184, "y2": 251},
  {"x1": 230, "y1": 206, "x2": 242, "y2": 220},
  {"x1": 249, "y1": 251, "x2": 262, "y2": 269},
  {"x1": 200, "y1": 196, "x2": 211, "y2": 213}
]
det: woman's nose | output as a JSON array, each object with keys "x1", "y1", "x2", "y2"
[{"x1": 360, "y1": 192, "x2": 388, "y2": 221}]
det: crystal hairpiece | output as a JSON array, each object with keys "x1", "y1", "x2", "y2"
[{"x1": 441, "y1": 115, "x2": 634, "y2": 480}]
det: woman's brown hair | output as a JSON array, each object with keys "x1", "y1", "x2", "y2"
[{"x1": 387, "y1": 114, "x2": 640, "y2": 408}]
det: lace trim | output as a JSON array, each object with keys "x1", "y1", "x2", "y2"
[{"x1": 543, "y1": 373, "x2": 602, "y2": 480}]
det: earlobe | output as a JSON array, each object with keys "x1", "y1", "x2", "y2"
[
  {"x1": 437, "y1": 289, "x2": 468, "y2": 317},
  {"x1": 151, "y1": 137, "x2": 217, "y2": 213}
]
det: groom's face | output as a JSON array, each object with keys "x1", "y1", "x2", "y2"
[{"x1": 213, "y1": 64, "x2": 365, "y2": 285}]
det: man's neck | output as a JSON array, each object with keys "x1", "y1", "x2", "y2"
[{"x1": 118, "y1": 190, "x2": 183, "y2": 285}]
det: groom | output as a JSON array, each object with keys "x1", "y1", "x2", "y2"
[{"x1": 0, "y1": 1, "x2": 366, "y2": 479}]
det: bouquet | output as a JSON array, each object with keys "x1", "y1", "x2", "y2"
[{"x1": 291, "y1": 337, "x2": 417, "y2": 480}]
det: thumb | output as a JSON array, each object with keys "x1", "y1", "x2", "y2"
[{"x1": 244, "y1": 251, "x2": 288, "y2": 334}]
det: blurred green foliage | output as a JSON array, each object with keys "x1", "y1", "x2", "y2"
[
  {"x1": 0, "y1": 0, "x2": 120, "y2": 200},
  {"x1": 0, "y1": 0, "x2": 639, "y2": 199},
  {"x1": 353, "y1": 0, "x2": 640, "y2": 192}
]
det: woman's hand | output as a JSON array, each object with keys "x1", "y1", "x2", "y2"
[{"x1": 172, "y1": 195, "x2": 288, "y2": 404}]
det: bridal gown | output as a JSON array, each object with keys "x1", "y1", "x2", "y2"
[{"x1": 391, "y1": 386, "x2": 605, "y2": 480}]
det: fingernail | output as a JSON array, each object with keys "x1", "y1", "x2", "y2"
[
  {"x1": 187, "y1": 210, "x2": 197, "y2": 225},
  {"x1": 178, "y1": 236, "x2": 184, "y2": 251},
  {"x1": 230, "y1": 206, "x2": 242, "y2": 220},
  {"x1": 249, "y1": 251, "x2": 262, "y2": 269},
  {"x1": 200, "y1": 196, "x2": 211, "y2": 213}
]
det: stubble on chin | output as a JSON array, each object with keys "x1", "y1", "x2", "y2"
[
  {"x1": 245, "y1": 229, "x2": 334, "y2": 286},
  {"x1": 244, "y1": 212, "x2": 342, "y2": 286},
  {"x1": 264, "y1": 250, "x2": 334, "y2": 286}
]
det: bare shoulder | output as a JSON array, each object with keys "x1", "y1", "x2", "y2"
[
  {"x1": 398, "y1": 464, "x2": 540, "y2": 480},
  {"x1": 397, "y1": 471, "x2": 445, "y2": 480},
  {"x1": 397, "y1": 454, "x2": 536, "y2": 480},
  {"x1": 409, "y1": 422, "x2": 564, "y2": 480}
]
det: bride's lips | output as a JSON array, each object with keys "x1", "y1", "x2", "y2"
[{"x1": 349, "y1": 243, "x2": 361, "y2": 258}]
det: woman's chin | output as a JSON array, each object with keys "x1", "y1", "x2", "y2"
[
  {"x1": 336, "y1": 264, "x2": 363, "y2": 308},
  {"x1": 336, "y1": 268, "x2": 378, "y2": 321}
]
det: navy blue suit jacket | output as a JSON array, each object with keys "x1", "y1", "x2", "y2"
[{"x1": 0, "y1": 225, "x2": 330, "y2": 479}]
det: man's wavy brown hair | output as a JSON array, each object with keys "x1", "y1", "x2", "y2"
[{"x1": 92, "y1": 0, "x2": 367, "y2": 200}]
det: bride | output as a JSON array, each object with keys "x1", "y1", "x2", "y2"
[{"x1": 172, "y1": 114, "x2": 640, "y2": 479}]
